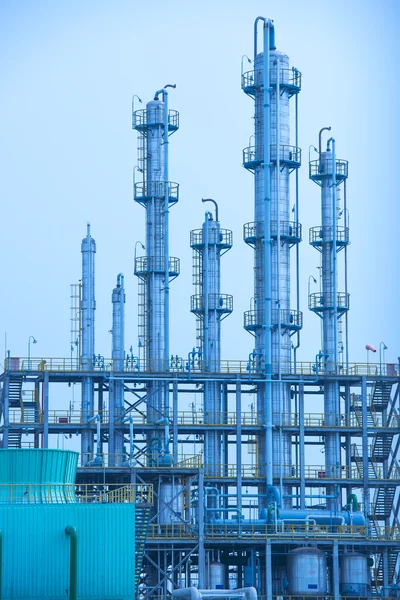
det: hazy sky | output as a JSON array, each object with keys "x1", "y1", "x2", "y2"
[{"x1": 1, "y1": 0, "x2": 399, "y2": 369}]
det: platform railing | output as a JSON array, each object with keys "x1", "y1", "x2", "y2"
[
  {"x1": 0, "y1": 482, "x2": 152, "y2": 504},
  {"x1": 78, "y1": 453, "x2": 202, "y2": 470},
  {"x1": 4, "y1": 357, "x2": 398, "y2": 377},
  {"x1": 147, "y1": 522, "x2": 399, "y2": 541},
  {"x1": 8, "y1": 407, "x2": 398, "y2": 429}
]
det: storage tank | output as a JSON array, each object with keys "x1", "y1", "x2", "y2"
[
  {"x1": 287, "y1": 548, "x2": 327, "y2": 596},
  {"x1": 208, "y1": 561, "x2": 225, "y2": 589},
  {"x1": 159, "y1": 480, "x2": 183, "y2": 524},
  {"x1": 340, "y1": 553, "x2": 370, "y2": 598}
]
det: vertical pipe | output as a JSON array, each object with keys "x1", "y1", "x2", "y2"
[
  {"x1": 163, "y1": 90, "x2": 170, "y2": 371},
  {"x1": 173, "y1": 381, "x2": 178, "y2": 460},
  {"x1": 203, "y1": 214, "x2": 209, "y2": 368},
  {"x1": 344, "y1": 178, "x2": 349, "y2": 371},
  {"x1": 236, "y1": 381, "x2": 242, "y2": 517},
  {"x1": 361, "y1": 376, "x2": 370, "y2": 521},
  {"x1": 299, "y1": 383, "x2": 305, "y2": 509},
  {"x1": 275, "y1": 57, "x2": 283, "y2": 503},
  {"x1": 293, "y1": 91, "x2": 300, "y2": 367},
  {"x1": 265, "y1": 539, "x2": 272, "y2": 600},
  {"x1": 331, "y1": 139, "x2": 338, "y2": 367},
  {"x1": 263, "y1": 19, "x2": 273, "y2": 489},
  {"x1": 333, "y1": 540, "x2": 340, "y2": 600},
  {"x1": 65, "y1": 526, "x2": 78, "y2": 600},
  {"x1": 198, "y1": 469, "x2": 205, "y2": 588},
  {"x1": 43, "y1": 372, "x2": 49, "y2": 448}
]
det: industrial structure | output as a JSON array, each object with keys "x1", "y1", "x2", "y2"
[{"x1": 1, "y1": 16, "x2": 399, "y2": 600}]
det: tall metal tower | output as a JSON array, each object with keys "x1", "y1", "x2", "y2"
[
  {"x1": 309, "y1": 131, "x2": 350, "y2": 509},
  {"x1": 80, "y1": 223, "x2": 96, "y2": 464},
  {"x1": 242, "y1": 18, "x2": 302, "y2": 508},
  {"x1": 132, "y1": 87, "x2": 180, "y2": 464},
  {"x1": 190, "y1": 200, "x2": 233, "y2": 478}
]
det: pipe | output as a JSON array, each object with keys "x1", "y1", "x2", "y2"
[
  {"x1": 155, "y1": 417, "x2": 170, "y2": 455},
  {"x1": 254, "y1": 16, "x2": 275, "y2": 59},
  {"x1": 327, "y1": 137, "x2": 338, "y2": 368},
  {"x1": 173, "y1": 588, "x2": 257, "y2": 600},
  {"x1": 263, "y1": 17, "x2": 273, "y2": 490},
  {"x1": 202, "y1": 198, "x2": 218, "y2": 222},
  {"x1": 275, "y1": 56, "x2": 283, "y2": 504},
  {"x1": 267, "y1": 484, "x2": 281, "y2": 508},
  {"x1": 293, "y1": 87, "x2": 300, "y2": 366},
  {"x1": 87, "y1": 414, "x2": 101, "y2": 456},
  {"x1": 346, "y1": 493, "x2": 359, "y2": 512},
  {"x1": 65, "y1": 526, "x2": 78, "y2": 600},
  {"x1": 318, "y1": 126, "x2": 331, "y2": 158},
  {"x1": 154, "y1": 85, "x2": 176, "y2": 372}
]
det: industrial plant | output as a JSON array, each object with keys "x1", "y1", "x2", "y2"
[{"x1": 0, "y1": 16, "x2": 399, "y2": 600}]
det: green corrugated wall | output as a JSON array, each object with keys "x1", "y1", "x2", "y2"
[{"x1": 0, "y1": 503, "x2": 135, "y2": 599}]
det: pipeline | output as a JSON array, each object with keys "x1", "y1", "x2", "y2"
[
  {"x1": 65, "y1": 526, "x2": 78, "y2": 600},
  {"x1": 173, "y1": 587, "x2": 257, "y2": 600}
]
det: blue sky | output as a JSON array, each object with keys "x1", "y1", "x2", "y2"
[{"x1": 0, "y1": 0, "x2": 399, "y2": 367}]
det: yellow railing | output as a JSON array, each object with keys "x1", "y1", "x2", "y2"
[
  {"x1": 78, "y1": 453, "x2": 202, "y2": 470},
  {"x1": 9, "y1": 406, "x2": 398, "y2": 430},
  {"x1": 202, "y1": 464, "x2": 400, "y2": 480},
  {"x1": 146, "y1": 522, "x2": 400, "y2": 541},
  {"x1": 0, "y1": 482, "x2": 153, "y2": 504},
  {"x1": 4, "y1": 357, "x2": 398, "y2": 377}
]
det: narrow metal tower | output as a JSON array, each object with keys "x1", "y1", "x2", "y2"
[
  {"x1": 80, "y1": 223, "x2": 96, "y2": 463},
  {"x1": 132, "y1": 86, "x2": 180, "y2": 464},
  {"x1": 190, "y1": 200, "x2": 233, "y2": 478},
  {"x1": 109, "y1": 273, "x2": 125, "y2": 465},
  {"x1": 309, "y1": 132, "x2": 349, "y2": 508},
  {"x1": 242, "y1": 19, "x2": 302, "y2": 507}
]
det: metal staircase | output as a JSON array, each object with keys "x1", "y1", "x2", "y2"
[
  {"x1": 21, "y1": 390, "x2": 41, "y2": 424},
  {"x1": 373, "y1": 487, "x2": 396, "y2": 520},
  {"x1": 371, "y1": 381, "x2": 393, "y2": 411},
  {"x1": 135, "y1": 506, "x2": 151, "y2": 593},
  {"x1": 375, "y1": 551, "x2": 399, "y2": 589},
  {"x1": 8, "y1": 376, "x2": 23, "y2": 407}
]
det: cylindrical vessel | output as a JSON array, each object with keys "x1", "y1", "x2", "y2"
[
  {"x1": 110, "y1": 276, "x2": 126, "y2": 462},
  {"x1": 287, "y1": 548, "x2": 327, "y2": 596},
  {"x1": 340, "y1": 554, "x2": 370, "y2": 598},
  {"x1": 252, "y1": 50, "x2": 295, "y2": 504},
  {"x1": 81, "y1": 225, "x2": 96, "y2": 461},
  {"x1": 208, "y1": 562, "x2": 225, "y2": 589},
  {"x1": 158, "y1": 480, "x2": 183, "y2": 524}
]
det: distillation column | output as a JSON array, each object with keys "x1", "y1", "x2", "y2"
[
  {"x1": 242, "y1": 20, "x2": 302, "y2": 508},
  {"x1": 109, "y1": 274, "x2": 125, "y2": 465},
  {"x1": 309, "y1": 134, "x2": 349, "y2": 509},
  {"x1": 190, "y1": 203, "x2": 233, "y2": 478},
  {"x1": 133, "y1": 88, "x2": 180, "y2": 464},
  {"x1": 81, "y1": 223, "x2": 96, "y2": 463}
]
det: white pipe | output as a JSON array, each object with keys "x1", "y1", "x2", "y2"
[
  {"x1": 172, "y1": 588, "x2": 257, "y2": 600},
  {"x1": 87, "y1": 413, "x2": 101, "y2": 455}
]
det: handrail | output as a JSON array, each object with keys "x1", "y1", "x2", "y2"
[
  {"x1": 147, "y1": 522, "x2": 399, "y2": 541},
  {"x1": 7, "y1": 407, "x2": 398, "y2": 429},
  {"x1": 5, "y1": 356, "x2": 397, "y2": 377},
  {"x1": 0, "y1": 483, "x2": 153, "y2": 505}
]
